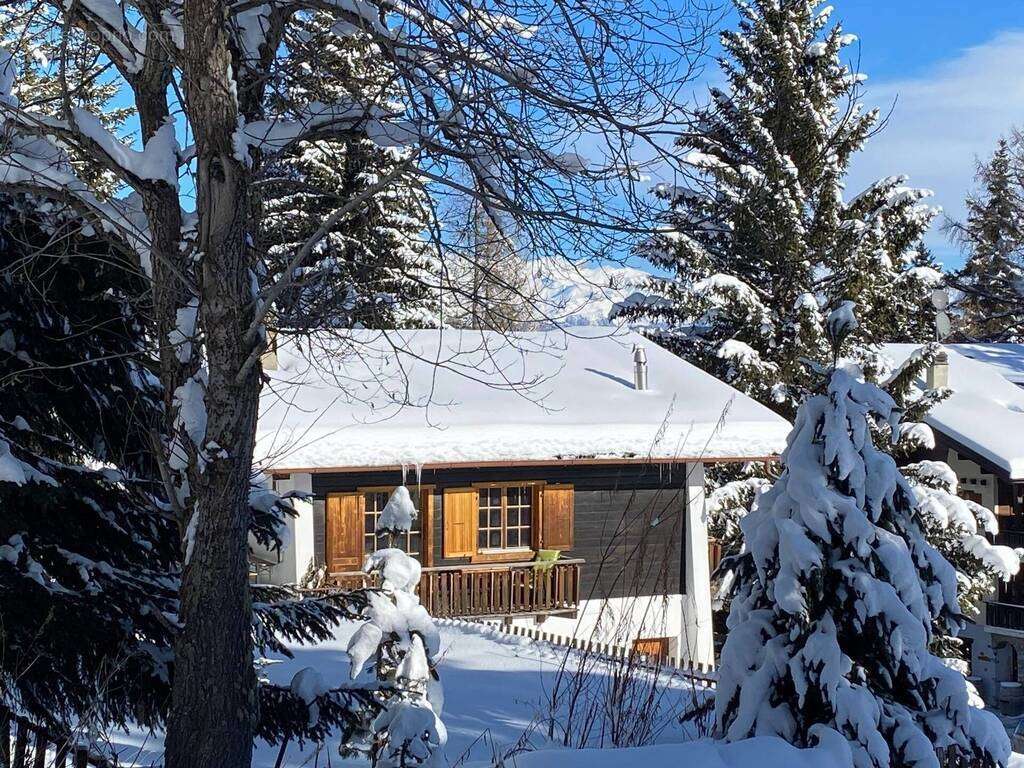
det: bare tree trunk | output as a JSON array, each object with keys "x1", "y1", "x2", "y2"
[{"x1": 165, "y1": 2, "x2": 260, "y2": 767}]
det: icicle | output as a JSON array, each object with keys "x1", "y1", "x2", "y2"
[{"x1": 414, "y1": 461, "x2": 423, "y2": 488}]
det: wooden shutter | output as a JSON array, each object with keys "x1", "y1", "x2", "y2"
[
  {"x1": 443, "y1": 488, "x2": 477, "y2": 558},
  {"x1": 326, "y1": 492, "x2": 363, "y2": 572},
  {"x1": 541, "y1": 484, "x2": 574, "y2": 550}
]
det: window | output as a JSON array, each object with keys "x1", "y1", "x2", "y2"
[
  {"x1": 364, "y1": 490, "x2": 421, "y2": 558},
  {"x1": 477, "y1": 485, "x2": 533, "y2": 551}
]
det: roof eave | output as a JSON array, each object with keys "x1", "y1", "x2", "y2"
[{"x1": 265, "y1": 453, "x2": 782, "y2": 476}]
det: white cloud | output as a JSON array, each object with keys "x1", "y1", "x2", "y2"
[{"x1": 848, "y1": 30, "x2": 1024, "y2": 267}]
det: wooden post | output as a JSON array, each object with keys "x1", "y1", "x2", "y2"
[
  {"x1": 53, "y1": 738, "x2": 69, "y2": 768},
  {"x1": 31, "y1": 731, "x2": 46, "y2": 768},
  {"x1": 11, "y1": 723, "x2": 27, "y2": 768},
  {"x1": 0, "y1": 706, "x2": 10, "y2": 768}
]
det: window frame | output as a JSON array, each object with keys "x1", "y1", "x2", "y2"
[{"x1": 471, "y1": 481, "x2": 541, "y2": 557}]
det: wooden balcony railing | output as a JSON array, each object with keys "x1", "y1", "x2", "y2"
[
  {"x1": 323, "y1": 559, "x2": 583, "y2": 620},
  {"x1": 986, "y1": 601, "x2": 1024, "y2": 632},
  {"x1": 0, "y1": 707, "x2": 112, "y2": 768}
]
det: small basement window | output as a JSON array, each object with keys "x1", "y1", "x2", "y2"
[
  {"x1": 364, "y1": 490, "x2": 421, "y2": 558},
  {"x1": 477, "y1": 485, "x2": 533, "y2": 551}
]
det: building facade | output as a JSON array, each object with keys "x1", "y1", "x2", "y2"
[{"x1": 254, "y1": 328, "x2": 791, "y2": 665}]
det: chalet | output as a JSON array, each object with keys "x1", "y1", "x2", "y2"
[
  {"x1": 253, "y1": 328, "x2": 790, "y2": 665},
  {"x1": 883, "y1": 344, "x2": 1024, "y2": 698}
]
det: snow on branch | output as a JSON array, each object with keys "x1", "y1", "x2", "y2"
[
  {"x1": 70, "y1": 108, "x2": 180, "y2": 188},
  {"x1": 64, "y1": 0, "x2": 147, "y2": 74}
]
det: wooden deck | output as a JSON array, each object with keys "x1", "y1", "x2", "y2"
[{"x1": 324, "y1": 559, "x2": 583, "y2": 619}]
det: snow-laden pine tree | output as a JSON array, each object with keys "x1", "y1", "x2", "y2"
[
  {"x1": 345, "y1": 485, "x2": 445, "y2": 768},
  {"x1": 0, "y1": 193, "x2": 177, "y2": 730},
  {"x1": 709, "y1": 341, "x2": 1021, "y2": 663},
  {"x1": 716, "y1": 305, "x2": 1009, "y2": 768},
  {"x1": 261, "y1": 16, "x2": 440, "y2": 331},
  {"x1": 948, "y1": 135, "x2": 1024, "y2": 342},
  {"x1": 617, "y1": 0, "x2": 939, "y2": 417},
  {"x1": 0, "y1": 193, "x2": 397, "y2": 745}
]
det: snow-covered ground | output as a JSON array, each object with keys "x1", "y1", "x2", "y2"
[
  {"x1": 101, "y1": 620, "x2": 1021, "y2": 768},
  {"x1": 106, "y1": 619, "x2": 713, "y2": 767}
]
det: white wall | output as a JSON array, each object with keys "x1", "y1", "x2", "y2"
[
  {"x1": 505, "y1": 593, "x2": 685, "y2": 653},
  {"x1": 257, "y1": 473, "x2": 315, "y2": 585},
  {"x1": 946, "y1": 448, "x2": 998, "y2": 512},
  {"x1": 681, "y1": 461, "x2": 715, "y2": 664}
]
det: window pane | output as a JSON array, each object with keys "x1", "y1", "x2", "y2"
[
  {"x1": 478, "y1": 530, "x2": 489, "y2": 548},
  {"x1": 490, "y1": 509, "x2": 501, "y2": 527},
  {"x1": 521, "y1": 509, "x2": 531, "y2": 526},
  {"x1": 507, "y1": 529, "x2": 520, "y2": 548},
  {"x1": 408, "y1": 533, "x2": 420, "y2": 553},
  {"x1": 479, "y1": 509, "x2": 488, "y2": 526},
  {"x1": 365, "y1": 513, "x2": 377, "y2": 534},
  {"x1": 489, "y1": 488, "x2": 502, "y2": 506},
  {"x1": 489, "y1": 530, "x2": 501, "y2": 548}
]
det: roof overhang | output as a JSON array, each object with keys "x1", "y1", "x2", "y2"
[{"x1": 267, "y1": 453, "x2": 782, "y2": 476}]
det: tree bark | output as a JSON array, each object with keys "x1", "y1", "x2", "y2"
[{"x1": 164, "y1": 2, "x2": 260, "y2": 767}]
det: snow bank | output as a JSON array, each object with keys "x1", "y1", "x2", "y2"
[{"x1": 510, "y1": 730, "x2": 852, "y2": 768}]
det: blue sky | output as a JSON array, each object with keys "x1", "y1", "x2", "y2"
[
  {"x1": 814, "y1": 1, "x2": 1024, "y2": 269},
  {"x1": 118, "y1": 2, "x2": 1021, "y2": 271}
]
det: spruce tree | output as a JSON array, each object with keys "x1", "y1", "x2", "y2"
[
  {"x1": 0, "y1": 195, "x2": 389, "y2": 745},
  {"x1": 715, "y1": 304, "x2": 1009, "y2": 768},
  {"x1": 261, "y1": 16, "x2": 439, "y2": 332},
  {"x1": 948, "y1": 136, "x2": 1024, "y2": 342},
  {"x1": 0, "y1": 193, "x2": 177, "y2": 731},
  {"x1": 617, "y1": 0, "x2": 937, "y2": 418}
]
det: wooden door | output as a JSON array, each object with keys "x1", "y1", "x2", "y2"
[
  {"x1": 326, "y1": 492, "x2": 363, "y2": 573},
  {"x1": 443, "y1": 488, "x2": 477, "y2": 558},
  {"x1": 632, "y1": 636, "x2": 670, "y2": 660}
]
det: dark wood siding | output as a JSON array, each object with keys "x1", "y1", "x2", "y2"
[{"x1": 310, "y1": 462, "x2": 689, "y2": 599}]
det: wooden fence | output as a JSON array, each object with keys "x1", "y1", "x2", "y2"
[
  {"x1": 445, "y1": 618, "x2": 719, "y2": 687},
  {"x1": 0, "y1": 709, "x2": 111, "y2": 768}
]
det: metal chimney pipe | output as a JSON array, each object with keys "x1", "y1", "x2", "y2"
[
  {"x1": 633, "y1": 345, "x2": 648, "y2": 391},
  {"x1": 926, "y1": 349, "x2": 949, "y2": 390}
]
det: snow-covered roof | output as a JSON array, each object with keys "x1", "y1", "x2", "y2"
[
  {"x1": 949, "y1": 343, "x2": 1024, "y2": 386},
  {"x1": 256, "y1": 328, "x2": 791, "y2": 472},
  {"x1": 883, "y1": 343, "x2": 1024, "y2": 480}
]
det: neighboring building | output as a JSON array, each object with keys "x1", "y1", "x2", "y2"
[
  {"x1": 254, "y1": 328, "x2": 790, "y2": 665},
  {"x1": 952, "y1": 343, "x2": 1024, "y2": 389},
  {"x1": 884, "y1": 344, "x2": 1024, "y2": 698}
]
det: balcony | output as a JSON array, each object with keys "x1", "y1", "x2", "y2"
[
  {"x1": 986, "y1": 601, "x2": 1024, "y2": 633},
  {"x1": 997, "y1": 514, "x2": 1024, "y2": 548},
  {"x1": 323, "y1": 558, "x2": 584, "y2": 620}
]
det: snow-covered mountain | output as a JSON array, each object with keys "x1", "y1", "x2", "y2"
[{"x1": 528, "y1": 259, "x2": 652, "y2": 327}]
